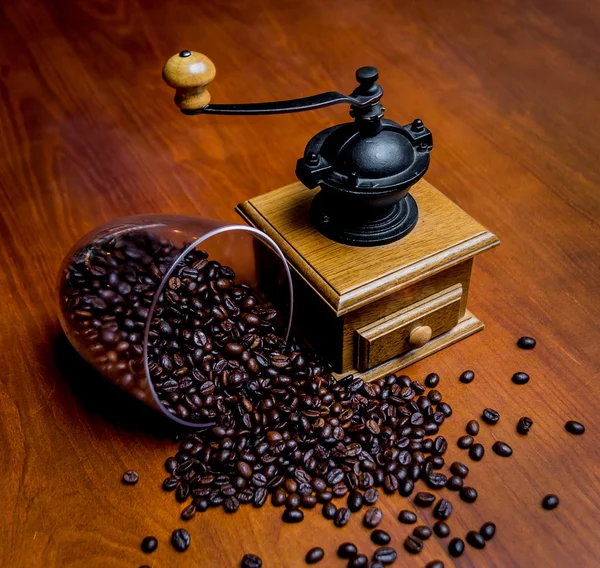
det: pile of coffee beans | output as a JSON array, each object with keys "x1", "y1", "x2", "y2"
[{"x1": 78, "y1": 236, "x2": 582, "y2": 565}]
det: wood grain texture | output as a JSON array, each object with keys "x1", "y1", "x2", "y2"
[
  {"x1": 238, "y1": 180, "x2": 499, "y2": 314},
  {"x1": 1, "y1": 0, "x2": 599, "y2": 567}
]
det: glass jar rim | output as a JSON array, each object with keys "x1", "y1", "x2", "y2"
[{"x1": 142, "y1": 223, "x2": 294, "y2": 428}]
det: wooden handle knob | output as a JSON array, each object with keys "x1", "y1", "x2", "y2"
[
  {"x1": 408, "y1": 325, "x2": 432, "y2": 348},
  {"x1": 162, "y1": 50, "x2": 216, "y2": 112}
]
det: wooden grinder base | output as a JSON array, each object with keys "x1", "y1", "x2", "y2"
[{"x1": 237, "y1": 180, "x2": 499, "y2": 381}]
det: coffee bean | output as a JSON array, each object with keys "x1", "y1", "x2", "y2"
[
  {"x1": 433, "y1": 520, "x2": 450, "y2": 538},
  {"x1": 457, "y1": 435, "x2": 474, "y2": 449},
  {"x1": 426, "y1": 561, "x2": 445, "y2": 568},
  {"x1": 363, "y1": 488, "x2": 379, "y2": 505},
  {"x1": 305, "y1": 547, "x2": 324, "y2": 564},
  {"x1": 335, "y1": 507, "x2": 351, "y2": 527},
  {"x1": 171, "y1": 528, "x2": 190, "y2": 552},
  {"x1": 241, "y1": 554, "x2": 262, "y2": 568},
  {"x1": 398, "y1": 479, "x2": 414, "y2": 496},
  {"x1": 466, "y1": 530, "x2": 486, "y2": 549},
  {"x1": 565, "y1": 421, "x2": 585, "y2": 435},
  {"x1": 517, "y1": 416, "x2": 533, "y2": 435},
  {"x1": 448, "y1": 537, "x2": 465, "y2": 557},
  {"x1": 348, "y1": 554, "x2": 368, "y2": 568},
  {"x1": 446, "y1": 476, "x2": 463, "y2": 491},
  {"x1": 398, "y1": 510, "x2": 417, "y2": 524},
  {"x1": 348, "y1": 490, "x2": 364, "y2": 512},
  {"x1": 433, "y1": 498, "x2": 453, "y2": 520},
  {"x1": 337, "y1": 543, "x2": 358, "y2": 558},
  {"x1": 426, "y1": 473, "x2": 447, "y2": 489},
  {"x1": 322, "y1": 502, "x2": 337, "y2": 519},
  {"x1": 141, "y1": 536, "x2": 157, "y2": 553},
  {"x1": 459, "y1": 370, "x2": 475, "y2": 384},
  {"x1": 517, "y1": 336, "x2": 536, "y2": 349},
  {"x1": 482, "y1": 408, "x2": 500, "y2": 424},
  {"x1": 373, "y1": 547, "x2": 397, "y2": 564},
  {"x1": 512, "y1": 372, "x2": 530, "y2": 385},
  {"x1": 180, "y1": 503, "x2": 196, "y2": 520},
  {"x1": 492, "y1": 441, "x2": 513, "y2": 457},
  {"x1": 271, "y1": 488, "x2": 287, "y2": 507},
  {"x1": 413, "y1": 525, "x2": 432, "y2": 540},
  {"x1": 371, "y1": 530, "x2": 391, "y2": 545},
  {"x1": 469, "y1": 443, "x2": 485, "y2": 461},
  {"x1": 122, "y1": 470, "x2": 139, "y2": 485},
  {"x1": 425, "y1": 373, "x2": 440, "y2": 388},
  {"x1": 369, "y1": 561, "x2": 384, "y2": 568},
  {"x1": 363, "y1": 507, "x2": 383, "y2": 528},
  {"x1": 224, "y1": 496, "x2": 240, "y2": 513},
  {"x1": 466, "y1": 420, "x2": 480, "y2": 436},
  {"x1": 450, "y1": 461, "x2": 469, "y2": 478},
  {"x1": 286, "y1": 493, "x2": 301, "y2": 509},
  {"x1": 542, "y1": 494, "x2": 559, "y2": 510},
  {"x1": 438, "y1": 402, "x2": 453, "y2": 417},
  {"x1": 283, "y1": 508, "x2": 304, "y2": 523},
  {"x1": 480, "y1": 522, "x2": 496, "y2": 540},
  {"x1": 414, "y1": 491, "x2": 436, "y2": 507},
  {"x1": 460, "y1": 486, "x2": 478, "y2": 503},
  {"x1": 404, "y1": 535, "x2": 423, "y2": 554}
]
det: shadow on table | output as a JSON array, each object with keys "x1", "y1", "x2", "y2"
[{"x1": 53, "y1": 333, "x2": 182, "y2": 440}]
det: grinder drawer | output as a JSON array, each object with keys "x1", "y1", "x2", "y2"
[{"x1": 356, "y1": 284, "x2": 462, "y2": 371}]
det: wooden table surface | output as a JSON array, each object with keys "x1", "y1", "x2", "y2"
[{"x1": 1, "y1": 0, "x2": 599, "y2": 566}]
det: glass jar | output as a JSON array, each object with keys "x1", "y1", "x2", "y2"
[{"x1": 57, "y1": 214, "x2": 293, "y2": 427}]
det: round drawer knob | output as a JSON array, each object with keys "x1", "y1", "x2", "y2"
[{"x1": 408, "y1": 325, "x2": 432, "y2": 347}]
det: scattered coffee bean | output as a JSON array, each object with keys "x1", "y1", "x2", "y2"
[
  {"x1": 241, "y1": 554, "x2": 262, "y2": 568},
  {"x1": 283, "y1": 508, "x2": 304, "y2": 523},
  {"x1": 426, "y1": 472, "x2": 448, "y2": 489},
  {"x1": 448, "y1": 537, "x2": 465, "y2": 557},
  {"x1": 322, "y1": 502, "x2": 337, "y2": 519},
  {"x1": 512, "y1": 372, "x2": 530, "y2": 385},
  {"x1": 363, "y1": 488, "x2": 379, "y2": 505},
  {"x1": 426, "y1": 561, "x2": 445, "y2": 568},
  {"x1": 457, "y1": 435, "x2": 474, "y2": 449},
  {"x1": 425, "y1": 373, "x2": 440, "y2": 388},
  {"x1": 469, "y1": 443, "x2": 485, "y2": 461},
  {"x1": 398, "y1": 510, "x2": 417, "y2": 524},
  {"x1": 141, "y1": 536, "x2": 157, "y2": 553},
  {"x1": 565, "y1": 421, "x2": 585, "y2": 435},
  {"x1": 446, "y1": 476, "x2": 463, "y2": 491},
  {"x1": 369, "y1": 562, "x2": 384, "y2": 568},
  {"x1": 517, "y1": 336, "x2": 536, "y2": 349},
  {"x1": 347, "y1": 490, "x2": 364, "y2": 512},
  {"x1": 404, "y1": 535, "x2": 424, "y2": 554},
  {"x1": 542, "y1": 494, "x2": 559, "y2": 510},
  {"x1": 459, "y1": 370, "x2": 475, "y2": 384},
  {"x1": 335, "y1": 507, "x2": 351, "y2": 527},
  {"x1": 413, "y1": 525, "x2": 432, "y2": 540},
  {"x1": 517, "y1": 416, "x2": 533, "y2": 435},
  {"x1": 171, "y1": 528, "x2": 190, "y2": 552},
  {"x1": 466, "y1": 530, "x2": 486, "y2": 549},
  {"x1": 373, "y1": 547, "x2": 397, "y2": 564},
  {"x1": 466, "y1": 420, "x2": 480, "y2": 436},
  {"x1": 460, "y1": 486, "x2": 478, "y2": 503},
  {"x1": 480, "y1": 522, "x2": 496, "y2": 540},
  {"x1": 364, "y1": 507, "x2": 383, "y2": 528},
  {"x1": 348, "y1": 554, "x2": 368, "y2": 568},
  {"x1": 337, "y1": 543, "x2": 358, "y2": 558},
  {"x1": 398, "y1": 479, "x2": 415, "y2": 496},
  {"x1": 433, "y1": 498, "x2": 453, "y2": 520},
  {"x1": 433, "y1": 521, "x2": 450, "y2": 538},
  {"x1": 414, "y1": 492, "x2": 436, "y2": 507},
  {"x1": 492, "y1": 441, "x2": 513, "y2": 457},
  {"x1": 450, "y1": 461, "x2": 469, "y2": 478},
  {"x1": 371, "y1": 530, "x2": 391, "y2": 545},
  {"x1": 305, "y1": 547, "x2": 324, "y2": 564},
  {"x1": 482, "y1": 408, "x2": 500, "y2": 424},
  {"x1": 122, "y1": 470, "x2": 139, "y2": 485},
  {"x1": 180, "y1": 503, "x2": 196, "y2": 521}
]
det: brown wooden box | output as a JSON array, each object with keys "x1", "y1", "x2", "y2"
[{"x1": 237, "y1": 179, "x2": 499, "y2": 381}]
